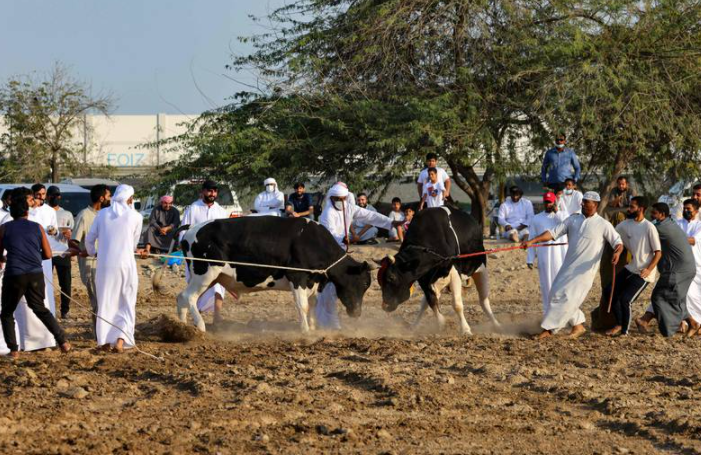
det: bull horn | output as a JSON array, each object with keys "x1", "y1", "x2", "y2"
[
  {"x1": 388, "y1": 255, "x2": 396, "y2": 264},
  {"x1": 372, "y1": 258, "x2": 383, "y2": 266},
  {"x1": 366, "y1": 261, "x2": 380, "y2": 271}
]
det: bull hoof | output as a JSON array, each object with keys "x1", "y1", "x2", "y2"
[{"x1": 460, "y1": 328, "x2": 473, "y2": 336}]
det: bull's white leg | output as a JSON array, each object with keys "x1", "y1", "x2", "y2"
[
  {"x1": 178, "y1": 265, "x2": 223, "y2": 332},
  {"x1": 472, "y1": 265, "x2": 499, "y2": 327},
  {"x1": 290, "y1": 283, "x2": 310, "y2": 333},
  {"x1": 449, "y1": 268, "x2": 472, "y2": 335},
  {"x1": 307, "y1": 283, "x2": 319, "y2": 331}
]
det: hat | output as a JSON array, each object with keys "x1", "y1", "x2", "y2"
[
  {"x1": 543, "y1": 192, "x2": 556, "y2": 203},
  {"x1": 583, "y1": 191, "x2": 601, "y2": 202},
  {"x1": 328, "y1": 183, "x2": 349, "y2": 198},
  {"x1": 201, "y1": 180, "x2": 218, "y2": 190},
  {"x1": 47, "y1": 186, "x2": 61, "y2": 197},
  {"x1": 160, "y1": 195, "x2": 173, "y2": 204},
  {"x1": 264, "y1": 177, "x2": 277, "y2": 186}
]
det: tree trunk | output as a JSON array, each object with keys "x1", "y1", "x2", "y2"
[
  {"x1": 597, "y1": 148, "x2": 629, "y2": 214},
  {"x1": 51, "y1": 148, "x2": 59, "y2": 182},
  {"x1": 446, "y1": 158, "x2": 490, "y2": 233}
]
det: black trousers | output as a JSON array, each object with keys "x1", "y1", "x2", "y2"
[
  {"x1": 52, "y1": 256, "x2": 72, "y2": 315},
  {"x1": 604, "y1": 268, "x2": 649, "y2": 334},
  {"x1": 1, "y1": 272, "x2": 66, "y2": 352}
]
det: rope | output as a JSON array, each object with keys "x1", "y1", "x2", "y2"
[
  {"x1": 45, "y1": 279, "x2": 164, "y2": 362},
  {"x1": 142, "y1": 252, "x2": 349, "y2": 276},
  {"x1": 455, "y1": 242, "x2": 568, "y2": 259}
]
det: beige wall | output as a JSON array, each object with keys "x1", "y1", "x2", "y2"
[{"x1": 0, "y1": 113, "x2": 195, "y2": 174}]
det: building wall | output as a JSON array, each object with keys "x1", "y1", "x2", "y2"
[{"x1": 0, "y1": 113, "x2": 195, "y2": 176}]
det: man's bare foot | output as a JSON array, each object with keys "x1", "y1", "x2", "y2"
[
  {"x1": 605, "y1": 325, "x2": 622, "y2": 337},
  {"x1": 679, "y1": 320, "x2": 689, "y2": 334},
  {"x1": 635, "y1": 317, "x2": 650, "y2": 333},
  {"x1": 10, "y1": 351, "x2": 19, "y2": 360},
  {"x1": 567, "y1": 324, "x2": 587, "y2": 339},
  {"x1": 686, "y1": 318, "x2": 700, "y2": 338},
  {"x1": 114, "y1": 338, "x2": 125, "y2": 354},
  {"x1": 534, "y1": 330, "x2": 553, "y2": 340},
  {"x1": 59, "y1": 342, "x2": 71, "y2": 353}
]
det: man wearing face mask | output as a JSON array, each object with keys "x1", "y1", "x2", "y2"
[
  {"x1": 69, "y1": 184, "x2": 111, "y2": 335},
  {"x1": 526, "y1": 193, "x2": 569, "y2": 313},
  {"x1": 541, "y1": 134, "x2": 581, "y2": 190},
  {"x1": 316, "y1": 183, "x2": 402, "y2": 329},
  {"x1": 180, "y1": 180, "x2": 230, "y2": 325},
  {"x1": 559, "y1": 178, "x2": 583, "y2": 215},
  {"x1": 523, "y1": 192, "x2": 623, "y2": 339},
  {"x1": 47, "y1": 186, "x2": 75, "y2": 319},
  {"x1": 253, "y1": 178, "x2": 285, "y2": 216},
  {"x1": 603, "y1": 197, "x2": 661, "y2": 336},
  {"x1": 675, "y1": 199, "x2": 701, "y2": 336}
]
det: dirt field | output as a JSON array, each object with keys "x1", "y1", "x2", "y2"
[{"x1": 1, "y1": 240, "x2": 700, "y2": 455}]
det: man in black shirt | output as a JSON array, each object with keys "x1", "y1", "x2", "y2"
[{"x1": 285, "y1": 182, "x2": 314, "y2": 219}]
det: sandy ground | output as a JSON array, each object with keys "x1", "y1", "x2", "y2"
[{"x1": 1, "y1": 240, "x2": 700, "y2": 455}]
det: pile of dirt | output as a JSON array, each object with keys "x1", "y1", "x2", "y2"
[{"x1": 136, "y1": 314, "x2": 204, "y2": 342}]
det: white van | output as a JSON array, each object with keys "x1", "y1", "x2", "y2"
[
  {"x1": 140, "y1": 180, "x2": 243, "y2": 219},
  {"x1": 0, "y1": 183, "x2": 91, "y2": 217}
]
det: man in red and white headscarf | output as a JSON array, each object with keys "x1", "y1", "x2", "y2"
[
  {"x1": 144, "y1": 195, "x2": 180, "y2": 255},
  {"x1": 86, "y1": 184, "x2": 145, "y2": 352},
  {"x1": 316, "y1": 182, "x2": 401, "y2": 329}
]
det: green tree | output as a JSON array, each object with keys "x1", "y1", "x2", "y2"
[{"x1": 0, "y1": 63, "x2": 114, "y2": 182}]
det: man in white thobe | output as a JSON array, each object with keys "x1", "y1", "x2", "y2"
[
  {"x1": 499, "y1": 186, "x2": 534, "y2": 243},
  {"x1": 559, "y1": 178, "x2": 583, "y2": 216},
  {"x1": 180, "y1": 180, "x2": 230, "y2": 323},
  {"x1": 526, "y1": 192, "x2": 569, "y2": 313},
  {"x1": 523, "y1": 191, "x2": 623, "y2": 339},
  {"x1": 677, "y1": 198, "x2": 701, "y2": 336},
  {"x1": 253, "y1": 178, "x2": 285, "y2": 216},
  {"x1": 316, "y1": 183, "x2": 400, "y2": 329},
  {"x1": 11, "y1": 184, "x2": 60, "y2": 351},
  {"x1": 86, "y1": 184, "x2": 144, "y2": 352},
  {"x1": 350, "y1": 193, "x2": 379, "y2": 244}
]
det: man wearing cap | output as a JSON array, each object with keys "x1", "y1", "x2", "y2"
[
  {"x1": 604, "y1": 196, "x2": 661, "y2": 336},
  {"x1": 541, "y1": 134, "x2": 581, "y2": 190},
  {"x1": 253, "y1": 178, "x2": 285, "y2": 216},
  {"x1": 526, "y1": 193, "x2": 569, "y2": 313},
  {"x1": 47, "y1": 186, "x2": 75, "y2": 319},
  {"x1": 316, "y1": 182, "x2": 402, "y2": 329},
  {"x1": 523, "y1": 191, "x2": 623, "y2": 339},
  {"x1": 180, "y1": 181, "x2": 230, "y2": 324},
  {"x1": 143, "y1": 195, "x2": 180, "y2": 255},
  {"x1": 86, "y1": 184, "x2": 144, "y2": 352},
  {"x1": 498, "y1": 186, "x2": 534, "y2": 243}
]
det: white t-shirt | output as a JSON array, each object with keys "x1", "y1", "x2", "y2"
[
  {"x1": 389, "y1": 210, "x2": 405, "y2": 223},
  {"x1": 422, "y1": 180, "x2": 446, "y2": 208},
  {"x1": 616, "y1": 218, "x2": 662, "y2": 283},
  {"x1": 416, "y1": 167, "x2": 450, "y2": 186}
]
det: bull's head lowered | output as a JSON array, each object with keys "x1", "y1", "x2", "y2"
[
  {"x1": 377, "y1": 248, "x2": 442, "y2": 312},
  {"x1": 328, "y1": 257, "x2": 378, "y2": 318}
]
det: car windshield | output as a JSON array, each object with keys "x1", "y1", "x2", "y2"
[
  {"x1": 60, "y1": 192, "x2": 92, "y2": 217},
  {"x1": 173, "y1": 184, "x2": 234, "y2": 206}
]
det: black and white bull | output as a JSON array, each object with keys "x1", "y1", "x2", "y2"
[
  {"x1": 378, "y1": 207, "x2": 499, "y2": 335},
  {"x1": 177, "y1": 217, "x2": 375, "y2": 332}
]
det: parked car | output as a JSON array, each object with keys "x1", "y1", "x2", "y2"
[{"x1": 0, "y1": 183, "x2": 91, "y2": 218}]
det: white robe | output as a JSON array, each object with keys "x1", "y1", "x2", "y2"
[
  {"x1": 12, "y1": 205, "x2": 59, "y2": 351},
  {"x1": 542, "y1": 213, "x2": 622, "y2": 331},
  {"x1": 180, "y1": 200, "x2": 229, "y2": 312},
  {"x1": 253, "y1": 190, "x2": 285, "y2": 216},
  {"x1": 677, "y1": 218, "x2": 701, "y2": 322},
  {"x1": 560, "y1": 190, "x2": 583, "y2": 215},
  {"x1": 498, "y1": 198, "x2": 534, "y2": 239},
  {"x1": 86, "y1": 204, "x2": 143, "y2": 347},
  {"x1": 316, "y1": 201, "x2": 393, "y2": 329},
  {"x1": 526, "y1": 211, "x2": 569, "y2": 313}
]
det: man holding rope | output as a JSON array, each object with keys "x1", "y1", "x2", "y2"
[
  {"x1": 523, "y1": 191, "x2": 623, "y2": 339},
  {"x1": 86, "y1": 184, "x2": 144, "y2": 353}
]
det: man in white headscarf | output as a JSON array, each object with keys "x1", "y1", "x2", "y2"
[
  {"x1": 253, "y1": 178, "x2": 285, "y2": 216},
  {"x1": 86, "y1": 184, "x2": 144, "y2": 352},
  {"x1": 316, "y1": 182, "x2": 401, "y2": 329}
]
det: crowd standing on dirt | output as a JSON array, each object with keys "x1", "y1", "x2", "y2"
[{"x1": 2, "y1": 135, "x2": 701, "y2": 359}]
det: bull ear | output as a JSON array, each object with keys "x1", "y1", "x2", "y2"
[{"x1": 366, "y1": 260, "x2": 379, "y2": 271}]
